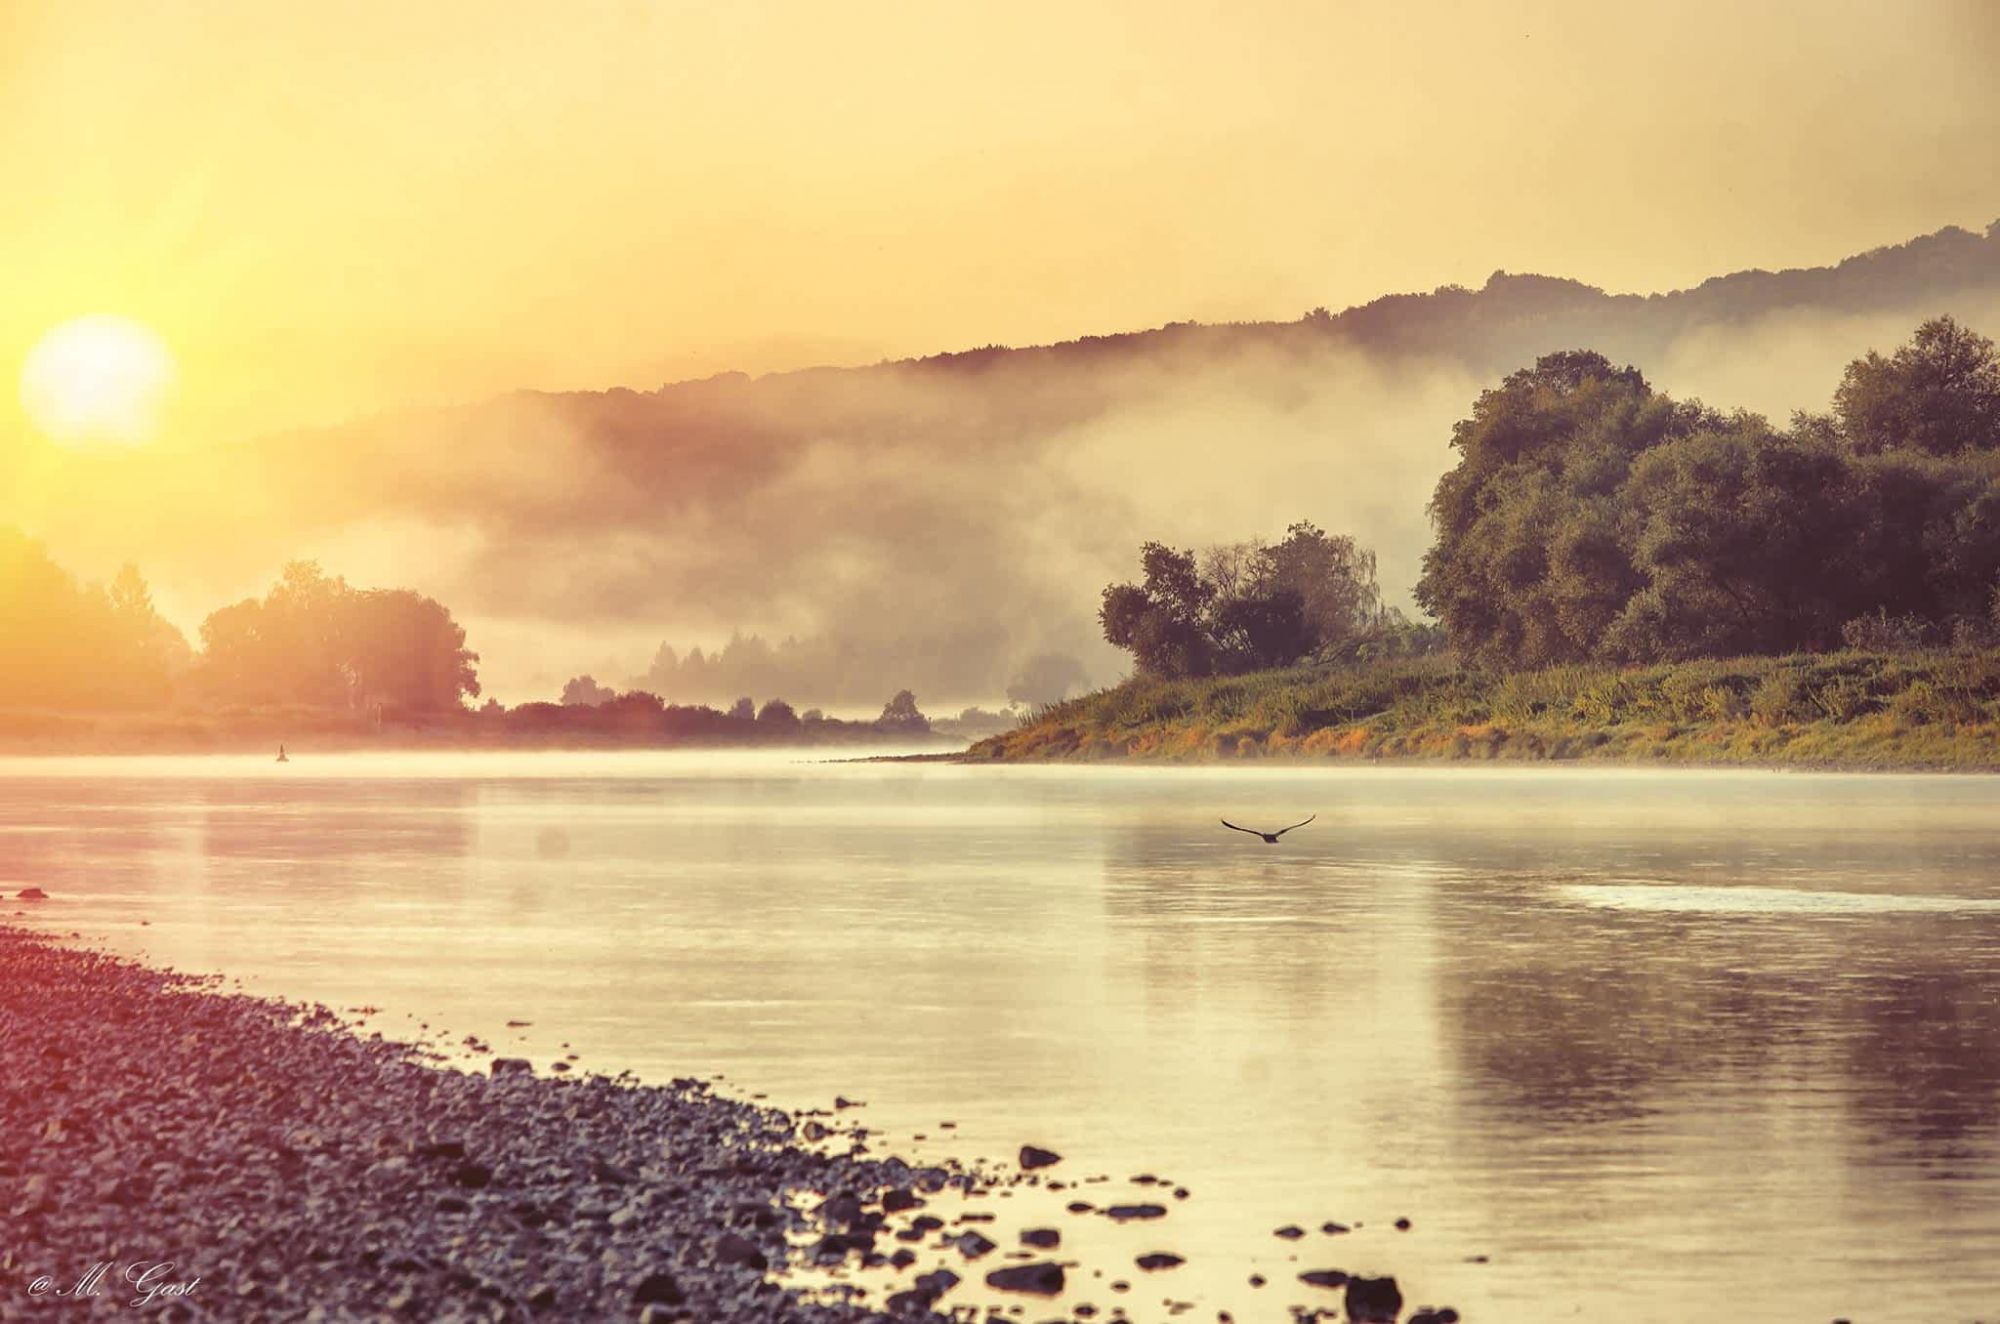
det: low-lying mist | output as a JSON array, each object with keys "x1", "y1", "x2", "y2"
[{"x1": 17, "y1": 221, "x2": 2000, "y2": 707}]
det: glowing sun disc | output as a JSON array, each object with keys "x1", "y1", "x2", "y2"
[{"x1": 20, "y1": 315, "x2": 177, "y2": 447}]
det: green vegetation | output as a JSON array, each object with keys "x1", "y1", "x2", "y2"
[
  {"x1": 1038, "y1": 315, "x2": 2000, "y2": 772},
  {"x1": 1417, "y1": 318, "x2": 2000, "y2": 666},
  {"x1": 971, "y1": 650, "x2": 2000, "y2": 770}
]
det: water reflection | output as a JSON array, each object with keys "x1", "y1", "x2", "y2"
[{"x1": 4, "y1": 758, "x2": 2000, "y2": 1320}]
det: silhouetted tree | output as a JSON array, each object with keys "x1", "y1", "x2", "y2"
[
  {"x1": 727, "y1": 696, "x2": 755, "y2": 721},
  {"x1": 0, "y1": 530, "x2": 190, "y2": 708},
  {"x1": 197, "y1": 562, "x2": 479, "y2": 710},
  {"x1": 877, "y1": 689, "x2": 929, "y2": 732},
  {"x1": 756, "y1": 698, "x2": 800, "y2": 728},
  {"x1": 560, "y1": 675, "x2": 615, "y2": 706}
]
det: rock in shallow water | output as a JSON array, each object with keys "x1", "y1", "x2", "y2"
[
  {"x1": 985, "y1": 1261, "x2": 1065, "y2": 1295},
  {"x1": 1346, "y1": 1274, "x2": 1404, "y2": 1323},
  {"x1": 1019, "y1": 1144, "x2": 1062, "y2": 1170}
]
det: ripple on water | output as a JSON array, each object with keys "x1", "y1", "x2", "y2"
[{"x1": 1560, "y1": 883, "x2": 2000, "y2": 915}]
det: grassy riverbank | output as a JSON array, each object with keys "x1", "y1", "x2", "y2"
[{"x1": 971, "y1": 650, "x2": 2000, "y2": 770}]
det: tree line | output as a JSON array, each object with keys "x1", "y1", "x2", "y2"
[
  {"x1": 1101, "y1": 316, "x2": 2000, "y2": 678},
  {"x1": 0, "y1": 548, "x2": 478, "y2": 714}
]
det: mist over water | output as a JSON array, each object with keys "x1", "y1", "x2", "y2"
[
  {"x1": 21, "y1": 227, "x2": 2000, "y2": 704},
  {"x1": 8, "y1": 755, "x2": 2000, "y2": 1322}
]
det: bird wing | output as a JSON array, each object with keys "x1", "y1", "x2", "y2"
[
  {"x1": 1220, "y1": 819, "x2": 1263, "y2": 836},
  {"x1": 1271, "y1": 814, "x2": 1317, "y2": 837}
]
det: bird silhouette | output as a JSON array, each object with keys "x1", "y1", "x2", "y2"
[{"x1": 1220, "y1": 814, "x2": 1315, "y2": 844}]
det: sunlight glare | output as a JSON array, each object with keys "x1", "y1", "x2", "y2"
[{"x1": 19, "y1": 315, "x2": 177, "y2": 448}]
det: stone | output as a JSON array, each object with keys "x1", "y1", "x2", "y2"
[
  {"x1": 985, "y1": 1262, "x2": 1064, "y2": 1295},
  {"x1": 490, "y1": 1057, "x2": 533, "y2": 1077},
  {"x1": 1105, "y1": 1203, "x2": 1168, "y2": 1221},
  {"x1": 715, "y1": 1232, "x2": 768, "y2": 1270},
  {"x1": 1299, "y1": 1269, "x2": 1349, "y2": 1289},
  {"x1": 1136, "y1": 1252, "x2": 1184, "y2": 1270},
  {"x1": 631, "y1": 1271, "x2": 683, "y2": 1307},
  {"x1": 1346, "y1": 1275, "x2": 1403, "y2": 1323},
  {"x1": 1019, "y1": 1144, "x2": 1062, "y2": 1170},
  {"x1": 1020, "y1": 1227, "x2": 1060, "y2": 1249}
]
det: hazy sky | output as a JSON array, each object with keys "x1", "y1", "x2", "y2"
[{"x1": 5, "y1": 0, "x2": 1999, "y2": 448}]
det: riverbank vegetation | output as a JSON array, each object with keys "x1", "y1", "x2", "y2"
[
  {"x1": 0, "y1": 542, "x2": 948, "y2": 752},
  {"x1": 987, "y1": 315, "x2": 2000, "y2": 768},
  {"x1": 972, "y1": 649, "x2": 2000, "y2": 769}
]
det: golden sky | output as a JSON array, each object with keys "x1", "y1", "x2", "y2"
[{"x1": 4, "y1": 0, "x2": 1998, "y2": 453}]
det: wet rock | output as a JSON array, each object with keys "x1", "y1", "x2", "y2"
[
  {"x1": 1273, "y1": 1223, "x2": 1306, "y2": 1239},
  {"x1": 1020, "y1": 1227, "x2": 1060, "y2": 1248},
  {"x1": 880, "y1": 1186, "x2": 921, "y2": 1213},
  {"x1": 914, "y1": 1268, "x2": 960, "y2": 1296},
  {"x1": 490, "y1": 1057, "x2": 532, "y2": 1077},
  {"x1": 1019, "y1": 1144, "x2": 1062, "y2": 1170},
  {"x1": 986, "y1": 1262, "x2": 1065, "y2": 1295},
  {"x1": 1346, "y1": 1275, "x2": 1404, "y2": 1323},
  {"x1": 16, "y1": 889, "x2": 46, "y2": 901},
  {"x1": 1299, "y1": 1269, "x2": 1349, "y2": 1289},
  {"x1": 451, "y1": 1161, "x2": 493, "y2": 1189},
  {"x1": 1321, "y1": 1221, "x2": 1350, "y2": 1235},
  {"x1": 631, "y1": 1271, "x2": 684, "y2": 1307},
  {"x1": 955, "y1": 1230, "x2": 997, "y2": 1259},
  {"x1": 1395, "y1": 1216, "x2": 1412, "y2": 1230},
  {"x1": 1135, "y1": 1252, "x2": 1184, "y2": 1270},
  {"x1": 525, "y1": 1283, "x2": 557, "y2": 1311},
  {"x1": 1066, "y1": 1200, "x2": 1095, "y2": 1214},
  {"x1": 1410, "y1": 1308, "x2": 1460, "y2": 1324},
  {"x1": 1105, "y1": 1202, "x2": 1168, "y2": 1221},
  {"x1": 715, "y1": 1232, "x2": 768, "y2": 1270}
]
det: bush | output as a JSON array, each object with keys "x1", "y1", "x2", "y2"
[
  {"x1": 1750, "y1": 669, "x2": 1813, "y2": 725},
  {"x1": 1840, "y1": 611, "x2": 1939, "y2": 652}
]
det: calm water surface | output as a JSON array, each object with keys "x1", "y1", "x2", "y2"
[{"x1": 5, "y1": 753, "x2": 1999, "y2": 1322}]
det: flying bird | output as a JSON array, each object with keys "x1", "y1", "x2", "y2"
[{"x1": 1220, "y1": 814, "x2": 1315, "y2": 844}]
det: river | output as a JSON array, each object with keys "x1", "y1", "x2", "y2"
[{"x1": 5, "y1": 752, "x2": 1997, "y2": 1321}]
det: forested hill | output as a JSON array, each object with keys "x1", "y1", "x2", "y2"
[
  {"x1": 102, "y1": 218, "x2": 2000, "y2": 711},
  {"x1": 614, "y1": 219, "x2": 2000, "y2": 401}
]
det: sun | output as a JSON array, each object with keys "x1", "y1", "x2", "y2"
[{"x1": 19, "y1": 315, "x2": 177, "y2": 448}]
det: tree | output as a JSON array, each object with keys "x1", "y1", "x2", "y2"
[
  {"x1": 0, "y1": 530, "x2": 191, "y2": 708},
  {"x1": 1255, "y1": 521, "x2": 1381, "y2": 650},
  {"x1": 756, "y1": 698, "x2": 800, "y2": 727},
  {"x1": 345, "y1": 589, "x2": 480, "y2": 711},
  {"x1": 727, "y1": 696, "x2": 755, "y2": 721},
  {"x1": 1418, "y1": 322, "x2": 2000, "y2": 666},
  {"x1": 1102, "y1": 525, "x2": 1387, "y2": 678},
  {"x1": 1099, "y1": 542, "x2": 1216, "y2": 678},
  {"x1": 560, "y1": 675, "x2": 615, "y2": 706},
  {"x1": 1835, "y1": 316, "x2": 2000, "y2": 456},
  {"x1": 877, "y1": 689, "x2": 929, "y2": 732}
]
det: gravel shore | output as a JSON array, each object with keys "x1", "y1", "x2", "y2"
[
  {"x1": 0, "y1": 924, "x2": 975, "y2": 1322},
  {"x1": 1, "y1": 923, "x2": 1451, "y2": 1323}
]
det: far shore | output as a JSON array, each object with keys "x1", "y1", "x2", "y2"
[{"x1": 968, "y1": 650, "x2": 2000, "y2": 773}]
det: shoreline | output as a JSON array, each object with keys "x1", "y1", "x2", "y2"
[
  {"x1": 0, "y1": 924, "x2": 973, "y2": 1321},
  {"x1": 0, "y1": 923, "x2": 1444, "y2": 1323}
]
